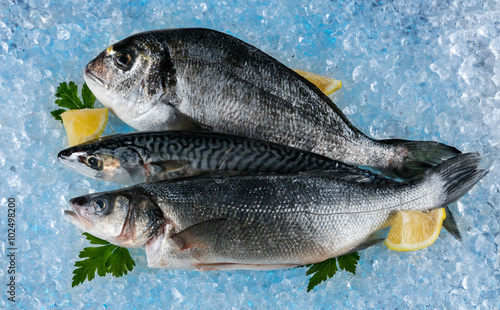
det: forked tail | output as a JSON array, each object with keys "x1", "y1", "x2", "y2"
[
  {"x1": 419, "y1": 153, "x2": 487, "y2": 207},
  {"x1": 380, "y1": 139, "x2": 462, "y2": 180},
  {"x1": 433, "y1": 153, "x2": 487, "y2": 206}
]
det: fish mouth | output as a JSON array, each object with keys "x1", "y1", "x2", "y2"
[
  {"x1": 84, "y1": 66, "x2": 108, "y2": 89},
  {"x1": 57, "y1": 150, "x2": 83, "y2": 170},
  {"x1": 64, "y1": 197, "x2": 94, "y2": 231},
  {"x1": 57, "y1": 149, "x2": 72, "y2": 162},
  {"x1": 57, "y1": 149, "x2": 84, "y2": 163}
]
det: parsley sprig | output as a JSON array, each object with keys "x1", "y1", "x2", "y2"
[
  {"x1": 305, "y1": 252, "x2": 360, "y2": 292},
  {"x1": 51, "y1": 82, "x2": 96, "y2": 122},
  {"x1": 72, "y1": 233, "x2": 135, "y2": 287}
]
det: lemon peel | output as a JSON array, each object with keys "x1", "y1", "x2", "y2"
[
  {"x1": 293, "y1": 69, "x2": 342, "y2": 95},
  {"x1": 61, "y1": 108, "x2": 108, "y2": 146},
  {"x1": 384, "y1": 208, "x2": 446, "y2": 252}
]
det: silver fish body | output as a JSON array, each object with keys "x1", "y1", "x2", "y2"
[
  {"x1": 65, "y1": 154, "x2": 486, "y2": 270},
  {"x1": 58, "y1": 131, "x2": 393, "y2": 185},
  {"x1": 84, "y1": 28, "x2": 460, "y2": 179}
]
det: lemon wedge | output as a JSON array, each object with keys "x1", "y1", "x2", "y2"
[
  {"x1": 293, "y1": 69, "x2": 342, "y2": 95},
  {"x1": 61, "y1": 108, "x2": 108, "y2": 146},
  {"x1": 384, "y1": 208, "x2": 446, "y2": 252}
]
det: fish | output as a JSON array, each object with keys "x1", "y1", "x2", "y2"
[
  {"x1": 84, "y1": 28, "x2": 460, "y2": 179},
  {"x1": 57, "y1": 130, "x2": 393, "y2": 186},
  {"x1": 58, "y1": 130, "x2": 462, "y2": 240},
  {"x1": 64, "y1": 153, "x2": 486, "y2": 270}
]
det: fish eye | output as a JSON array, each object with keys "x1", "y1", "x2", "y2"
[
  {"x1": 113, "y1": 51, "x2": 133, "y2": 70},
  {"x1": 92, "y1": 199, "x2": 107, "y2": 213},
  {"x1": 84, "y1": 155, "x2": 103, "y2": 170}
]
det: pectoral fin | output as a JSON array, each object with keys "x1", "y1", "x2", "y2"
[
  {"x1": 149, "y1": 160, "x2": 191, "y2": 173},
  {"x1": 151, "y1": 160, "x2": 191, "y2": 171},
  {"x1": 169, "y1": 108, "x2": 212, "y2": 131},
  {"x1": 145, "y1": 160, "x2": 193, "y2": 182},
  {"x1": 171, "y1": 219, "x2": 227, "y2": 251}
]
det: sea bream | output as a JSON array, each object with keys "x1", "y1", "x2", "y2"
[
  {"x1": 64, "y1": 153, "x2": 486, "y2": 270},
  {"x1": 84, "y1": 28, "x2": 460, "y2": 179},
  {"x1": 57, "y1": 130, "x2": 393, "y2": 185}
]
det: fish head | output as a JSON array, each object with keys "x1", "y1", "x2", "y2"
[
  {"x1": 84, "y1": 31, "x2": 178, "y2": 130},
  {"x1": 58, "y1": 143, "x2": 147, "y2": 185},
  {"x1": 65, "y1": 190, "x2": 165, "y2": 248}
]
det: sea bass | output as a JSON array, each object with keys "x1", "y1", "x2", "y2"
[
  {"x1": 65, "y1": 153, "x2": 485, "y2": 270},
  {"x1": 84, "y1": 28, "x2": 460, "y2": 179},
  {"x1": 57, "y1": 130, "x2": 392, "y2": 185}
]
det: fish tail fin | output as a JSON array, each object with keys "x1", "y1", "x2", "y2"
[
  {"x1": 423, "y1": 153, "x2": 488, "y2": 207},
  {"x1": 435, "y1": 153, "x2": 487, "y2": 206},
  {"x1": 379, "y1": 139, "x2": 462, "y2": 180},
  {"x1": 405, "y1": 154, "x2": 485, "y2": 239}
]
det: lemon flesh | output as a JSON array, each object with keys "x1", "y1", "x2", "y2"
[
  {"x1": 293, "y1": 69, "x2": 342, "y2": 95},
  {"x1": 61, "y1": 108, "x2": 108, "y2": 146},
  {"x1": 384, "y1": 208, "x2": 446, "y2": 252}
]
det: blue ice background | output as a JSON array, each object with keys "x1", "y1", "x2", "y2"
[{"x1": 0, "y1": 0, "x2": 499, "y2": 308}]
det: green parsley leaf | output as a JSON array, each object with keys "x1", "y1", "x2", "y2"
[
  {"x1": 337, "y1": 252, "x2": 360, "y2": 274},
  {"x1": 55, "y1": 82, "x2": 84, "y2": 110},
  {"x1": 72, "y1": 233, "x2": 135, "y2": 287},
  {"x1": 51, "y1": 81, "x2": 96, "y2": 123},
  {"x1": 81, "y1": 83, "x2": 96, "y2": 109},
  {"x1": 84, "y1": 232, "x2": 112, "y2": 246},
  {"x1": 108, "y1": 247, "x2": 135, "y2": 278},
  {"x1": 305, "y1": 252, "x2": 359, "y2": 292},
  {"x1": 50, "y1": 109, "x2": 67, "y2": 122},
  {"x1": 305, "y1": 258, "x2": 338, "y2": 292}
]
